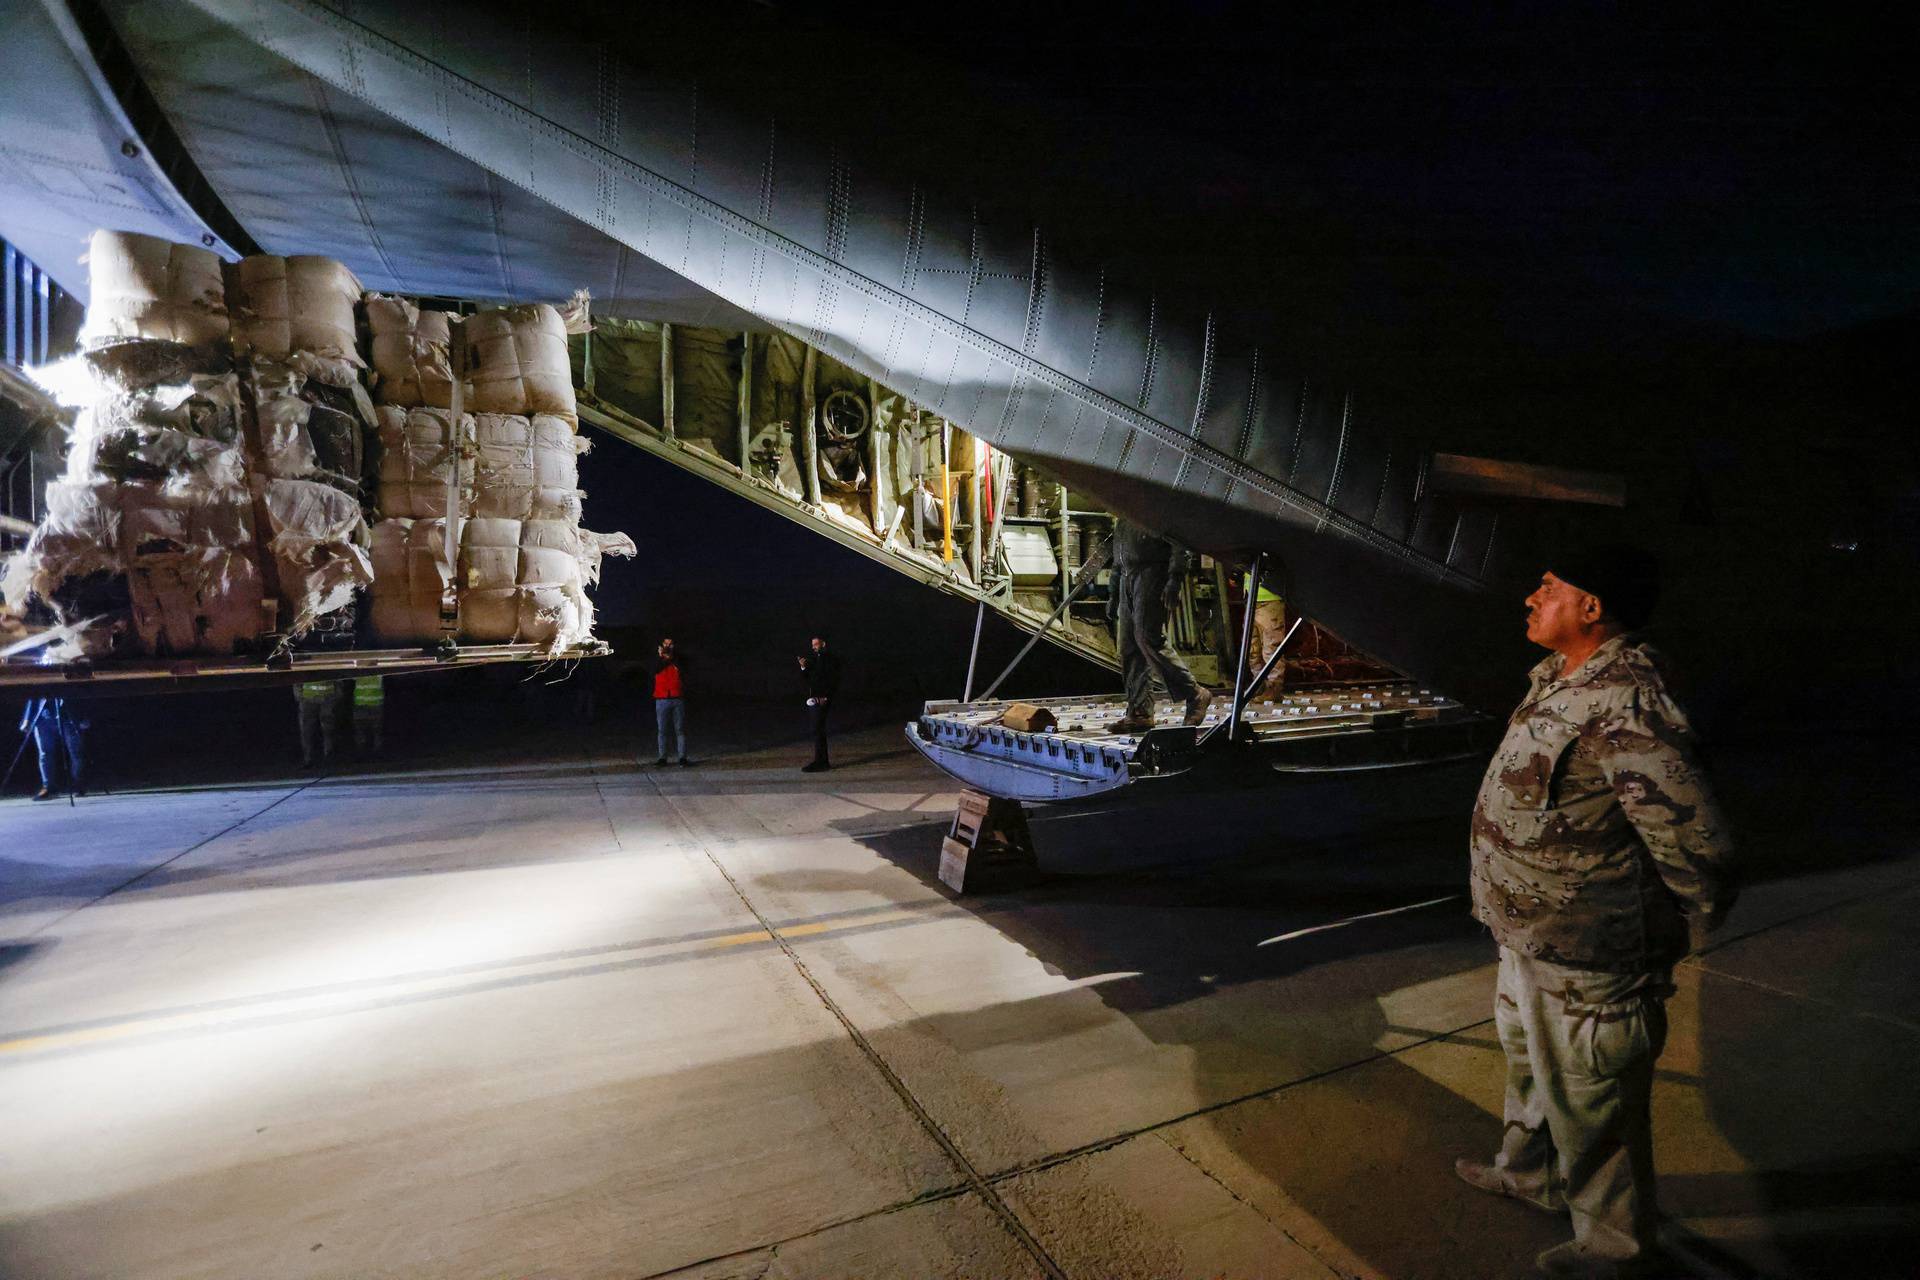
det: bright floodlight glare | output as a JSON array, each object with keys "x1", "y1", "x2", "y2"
[{"x1": 22, "y1": 355, "x2": 94, "y2": 409}]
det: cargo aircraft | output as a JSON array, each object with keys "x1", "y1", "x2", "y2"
[{"x1": 1, "y1": 2, "x2": 1909, "y2": 809}]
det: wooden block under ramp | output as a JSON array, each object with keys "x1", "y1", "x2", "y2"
[
  {"x1": 1000, "y1": 702, "x2": 1058, "y2": 733},
  {"x1": 939, "y1": 787, "x2": 1038, "y2": 893}
]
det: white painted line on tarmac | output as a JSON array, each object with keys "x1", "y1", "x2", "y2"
[{"x1": 1256, "y1": 894, "x2": 1460, "y2": 946}]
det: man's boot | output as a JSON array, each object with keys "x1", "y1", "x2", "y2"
[
  {"x1": 1453, "y1": 1157, "x2": 1565, "y2": 1215},
  {"x1": 1183, "y1": 687, "x2": 1215, "y2": 725},
  {"x1": 1533, "y1": 1239, "x2": 1667, "y2": 1278}
]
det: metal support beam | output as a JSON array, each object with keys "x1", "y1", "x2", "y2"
[
  {"x1": 908, "y1": 410, "x2": 923, "y2": 551},
  {"x1": 1057, "y1": 483, "x2": 1070, "y2": 603},
  {"x1": 940, "y1": 419, "x2": 953, "y2": 562},
  {"x1": 659, "y1": 321, "x2": 676, "y2": 441},
  {"x1": 1201, "y1": 603, "x2": 1303, "y2": 747},
  {"x1": 799, "y1": 343, "x2": 820, "y2": 506},
  {"x1": 962, "y1": 599, "x2": 986, "y2": 701},
  {"x1": 984, "y1": 448, "x2": 1009, "y2": 589},
  {"x1": 1242, "y1": 616, "x2": 1302, "y2": 715},
  {"x1": 969, "y1": 433, "x2": 983, "y2": 582},
  {"x1": 737, "y1": 331, "x2": 752, "y2": 473}
]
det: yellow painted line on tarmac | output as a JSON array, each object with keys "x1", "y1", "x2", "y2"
[{"x1": 0, "y1": 908, "x2": 935, "y2": 1059}]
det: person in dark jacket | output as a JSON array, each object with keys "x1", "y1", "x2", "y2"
[
  {"x1": 797, "y1": 636, "x2": 842, "y2": 772},
  {"x1": 651, "y1": 638, "x2": 690, "y2": 766}
]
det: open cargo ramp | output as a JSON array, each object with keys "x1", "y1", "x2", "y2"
[{"x1": 908, "y1": 684, "x2": 1490, "y2": 805}]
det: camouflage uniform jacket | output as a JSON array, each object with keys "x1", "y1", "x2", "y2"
[{"x1": 1470, "y1": 634, "x2": 1735, "y2": 972}]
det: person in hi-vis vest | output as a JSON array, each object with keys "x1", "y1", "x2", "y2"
[{"x1": 1242, "y1": 568, "x2": 1286, "y2": 700}]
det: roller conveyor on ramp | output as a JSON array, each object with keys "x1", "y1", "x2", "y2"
[{"x1": 908, "y1": 683, "x2": 1491, "y2": 805}]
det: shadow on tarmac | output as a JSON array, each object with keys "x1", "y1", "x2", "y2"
[{"x1": 841, "y1": 735, "x2": 1920, "y2": 1279}]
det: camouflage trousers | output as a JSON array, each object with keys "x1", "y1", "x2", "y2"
[
  {"x1": 1245, "y1": 598, "x2": 1287, "y2": 698},
  {"x1": 1492, "y1": 947, "x2": 1672, "y2": 1265}
]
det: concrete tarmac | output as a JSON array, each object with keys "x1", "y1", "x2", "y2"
[{"x1": 0, "y1": 721, "x2": 1914, "y2": 1278}]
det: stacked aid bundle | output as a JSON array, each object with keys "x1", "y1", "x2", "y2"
[
  {"x1": 14, "y1": 232, "x2": 261, "y2": 654},
  {"x1": 464, "y1": 304, "x2": 575, "y2": 419},
  {"x1": 4, "y1": 234, "x2": 635, "y2": 659},
  {"x1": 365, "y1": 294, "x2": 455, "y2": 409},
  {"x1": 470, "y1": 413, "x2": 585, "y2": 522},
  {"x1": 374, "y1": 405, "x2": 473, "y2": 519},
  {"x1": 364, "y1": 298, "x2": 629, "y2": 648},
  {"x1": 231, "y1": 255, "x2": 366, "y2": 386},
  {"x1": 3, "y1": 231, "x2": 376, "y2": 657},
  {"x1": 226, "y1": 250, "x2": 376, "y2": 639}
]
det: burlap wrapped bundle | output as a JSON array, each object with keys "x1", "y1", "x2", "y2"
[
  {"x1": 81, "y1": 230, "x2": 229, "y2": 349},
  {"x1": 368, "y1": 517, "x2": 451, "y2": 643},
  {"x1": 20, "y1": 479, "x2": 266, "y2": 655},
  {"x1": 231, "y1": 255, "x2": 366, "y2": 385},
  {"x1": 457, "y1": 516, "x2": 524, "y2": 642},
  {"x1": 374, "y1": 404, "x2": 473, "y2": 519},
  {"x1": 470, "y1": 413, "x2": 585, "y2": 520},
  {"x1": 366, "y1": 293, "x2": 456, "y2": 407},
  {"x1": 466, "y1": 304, "x2": 575, "y2": 418}
]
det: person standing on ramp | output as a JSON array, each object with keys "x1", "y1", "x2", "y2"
[{"x1": 1106, "y1": 518, "x2": 1213, "y2": 734}]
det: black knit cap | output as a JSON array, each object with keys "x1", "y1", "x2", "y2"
[{"x1": 1547, "y1": 542, "x2": 1662, "y2": 629}]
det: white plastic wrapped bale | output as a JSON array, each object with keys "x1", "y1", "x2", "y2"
[
  {"x1": 447, "y1": 518, "x2": 603, "y2": 647},
  {"x1": 368, "y1": 517, "x2": 450, "y2": 643},
  {"x1": 251, "y1": 359, "x2": 319, "y2": 480},
  {"x1": 81, "y1": 376, "x2": 248, "y2": 489},
  {"x1": 366, "y1": 294, "x2": 456, "y2": 408},
  {"x1": 80, "y1": 230, "x2": 229, "y2": 349},
  {"x1": 466, "y1": 304, "x2": 575, "y2": 419},
  {"x1": 124, "y1": 482, "x2": 264, "y2": 654},
  {"x1": 21, "y1": 480, "x2": 267, "y2": 654},
  {"x1": 471, "y1": 413, "x2": 586, "y2": 521},
  {"x1": 16, "y1": 481, "x2": 132, "y2": 601},
  {"x1": 121, "y1": 482, "x2": 256, "y2": 554},
  {"x1": 264, "y1": 478, "x2": 373, "y2": 633},
  {"x1": 375, "y1": 405, "x2": 473, "y2": 518},
  {"x1": 232, "y1": 255, "x2": 366, "y2": 386}
]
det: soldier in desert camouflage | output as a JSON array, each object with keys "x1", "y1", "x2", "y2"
[{"x1": 1457, "y1": 544, "x2": 1736, "y2": 1280}]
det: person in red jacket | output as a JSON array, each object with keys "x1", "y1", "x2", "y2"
[{"x1": 651, "y1": 638, "x2": 691, "y2": 766}]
